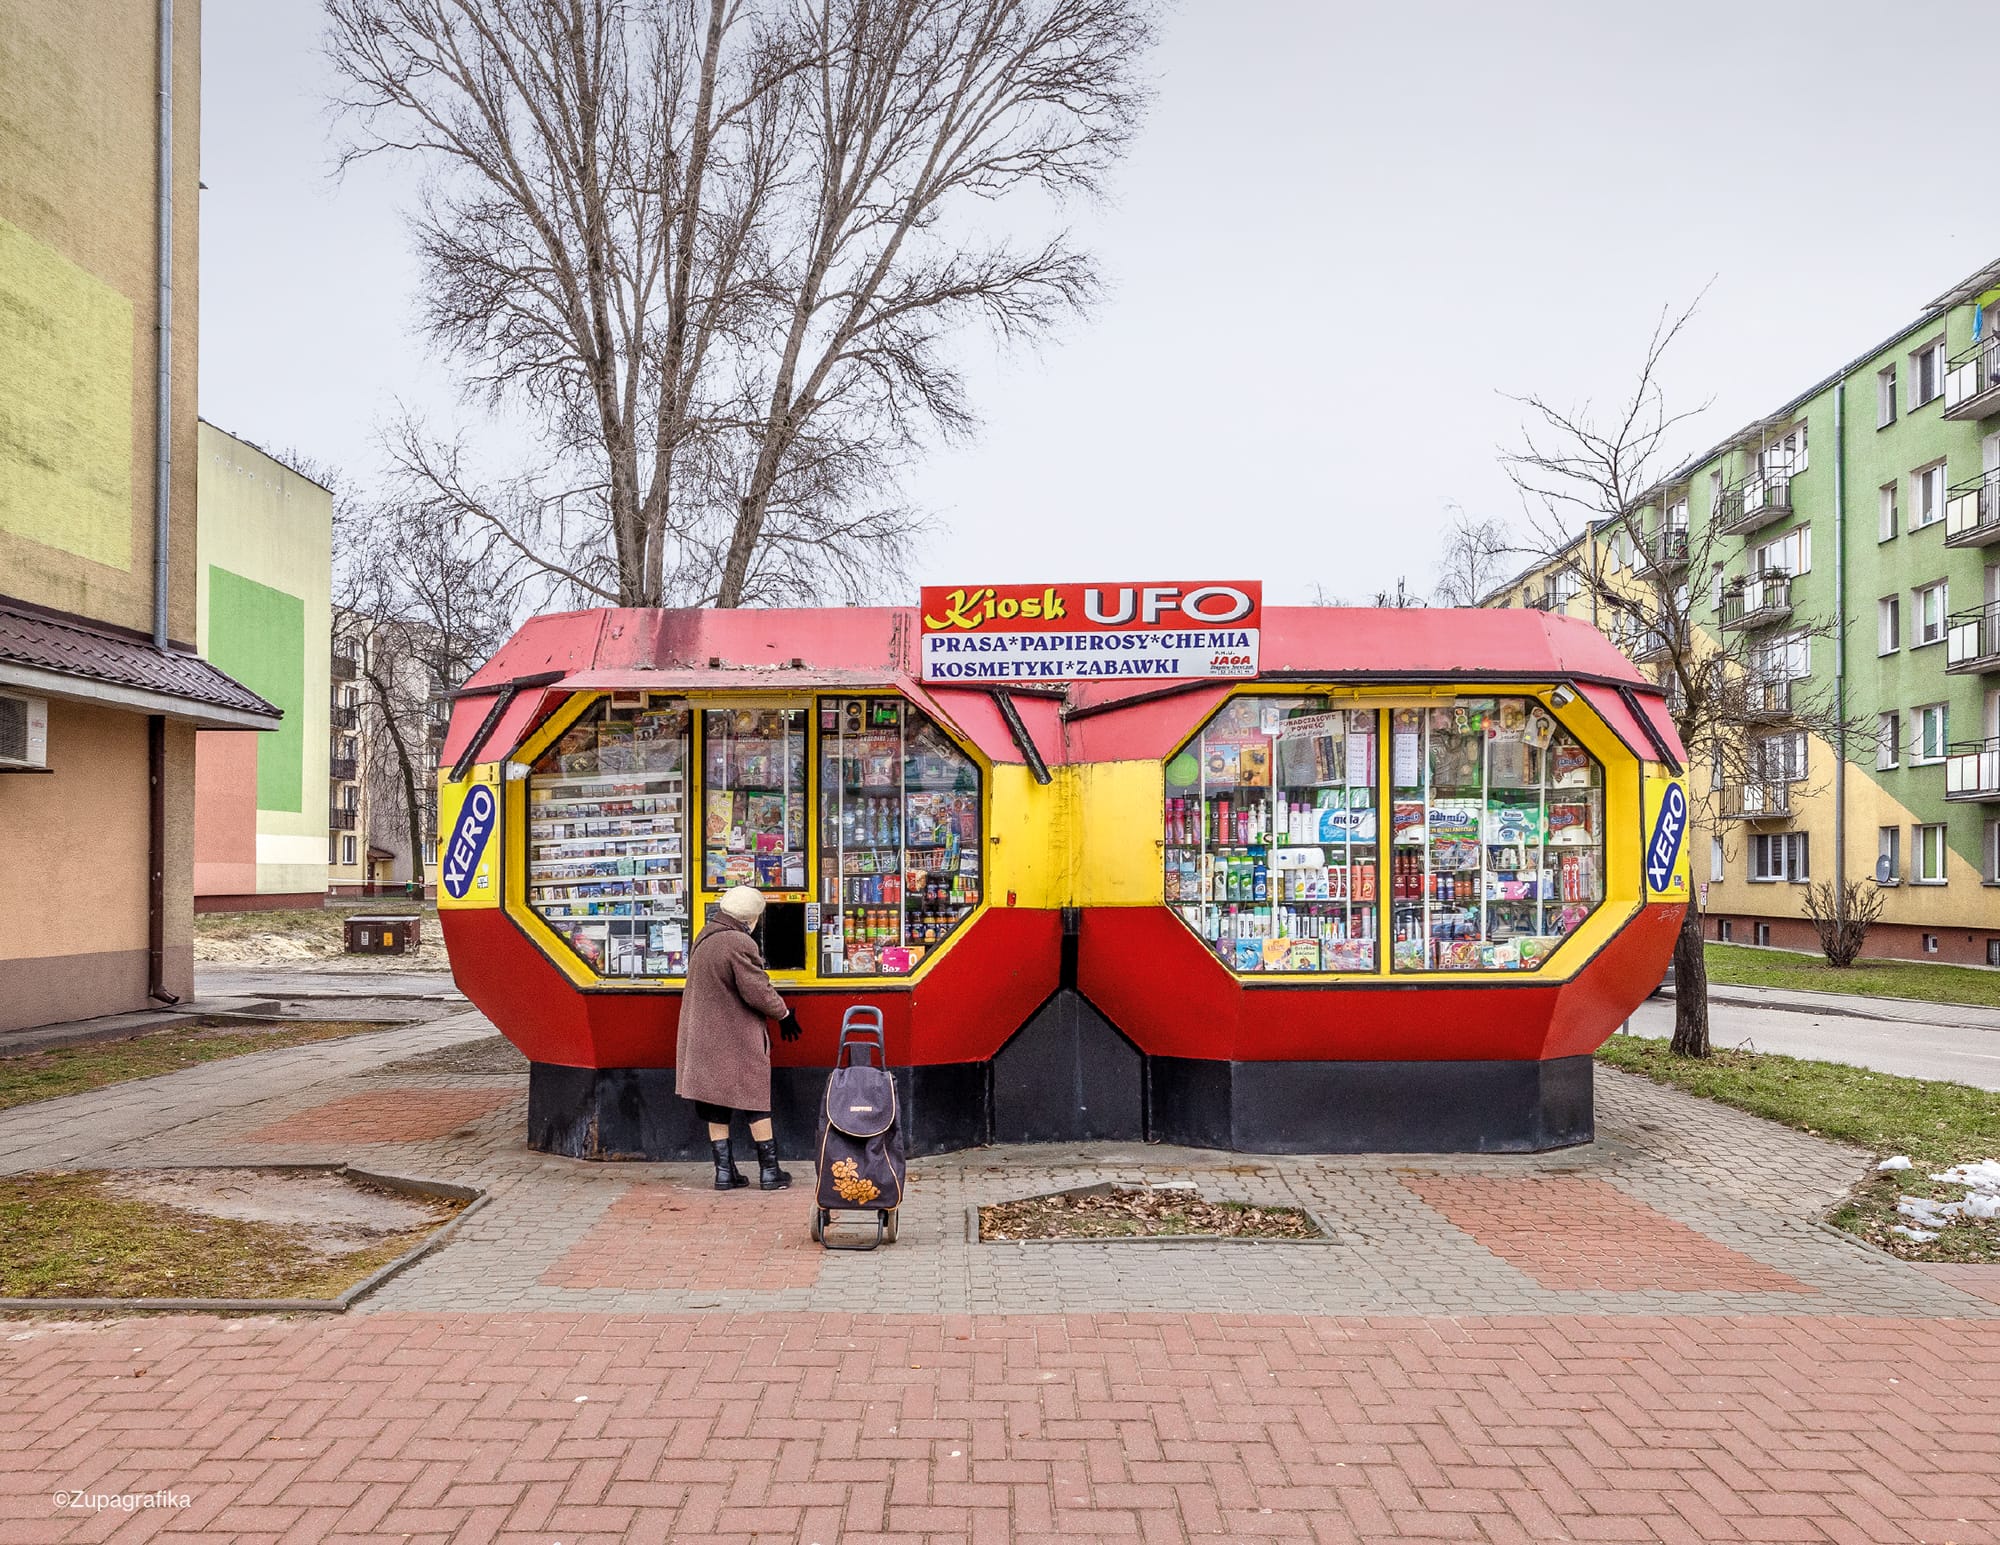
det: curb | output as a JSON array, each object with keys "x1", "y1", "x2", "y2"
[{"x1": 0, "y1": 1164, "x2": 486, "y2": 1316}]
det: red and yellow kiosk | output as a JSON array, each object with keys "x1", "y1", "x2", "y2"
[{"x1": 437, "y1": 594, "x2": 1687, "y2": 1157}]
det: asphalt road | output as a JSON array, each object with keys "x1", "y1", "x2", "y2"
[{"x1": 1625, "y1": 994, "x2": 2000, "y2": 1091}]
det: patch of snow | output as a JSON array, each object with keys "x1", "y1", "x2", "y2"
[
  {"x1": 1876, "y1": 1156, "x2": 1913, "y2": 1172},
  {"x1": 1931, "y1": 1159, "x2": 2000, "y2": 1192},
  {"x1": 1891, "y1": 1225, "x2": 1939, "y2": 1242}
]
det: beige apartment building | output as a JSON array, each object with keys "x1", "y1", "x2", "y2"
[{"x1": 0, "y1": 0, "x2": 278, "y2": 1031}]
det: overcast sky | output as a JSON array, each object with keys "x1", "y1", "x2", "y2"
[{"x1": 199, "y1": 0, "x2": 2000, "y2": 605}]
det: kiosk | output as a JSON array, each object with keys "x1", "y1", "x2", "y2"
[{"x1": 437, "y1": 601, "x2": 1687, "y2": 1157}]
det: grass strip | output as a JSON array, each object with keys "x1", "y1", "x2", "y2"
[
  {"x1": 1596, "y1": 1035, "x2": 2000, "y2": 1263},
  {"x1": 0, "y1": 1019, "x2": 391, "y2": 1111},
  {"x1": 1703, "y1": 941, "x2": 2000, "y2": 1010}
]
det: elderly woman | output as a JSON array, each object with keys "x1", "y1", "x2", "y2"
[{"x1": 677, "y1": 886, "x2": 800, "y2": 1190}]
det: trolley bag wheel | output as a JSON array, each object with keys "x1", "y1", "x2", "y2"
[
  {"x1": 882, "y1": 1208, "x2": 899, "y2": 1244},
  {"x1": 811, "y1": 1208, "x2": 828, "y2": 1243}
]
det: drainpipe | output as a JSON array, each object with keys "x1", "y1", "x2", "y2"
[
  {"x1": 147, "y1": 0, "x2": 179, "y2": 1006},
  {"x1": 152, "y1": 0, "x2": 173, "y2": 651},
  {"x1": 1834, "y1": 378, "x2": 1848, "y2": 931}
]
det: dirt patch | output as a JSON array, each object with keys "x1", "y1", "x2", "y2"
[
  {"x1": 372, "y1": 1037, "x2": 528, "y2": 1077},
  {"x1": 0, "y1": 1169, "x2": 466, "y2": 1301},
  {"x1": 101, "y1": 1169, "x2": 451, "y2": 1253},
  {"x1": 979, "y1": 1185, "x2": 1322, "y2": 1241},
  {"x1": 194, "y1": 906, "x2": 448, "y2": 972}
]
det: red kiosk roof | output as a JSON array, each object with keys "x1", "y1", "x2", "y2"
[{"x1": 445, "y1": 605, "x2": 1683, "y2": 769}]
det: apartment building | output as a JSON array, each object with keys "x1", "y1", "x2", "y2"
[
  {"x1": 328, "y1": 611, "x2": 449, "y2": 898},
  {"x1": 1486, "y1": 259, "x2": 2000, "y2": 964},
  {"x1": 191, "y1": 424, "x2": 334, "y2": 909},
  {"x1": 0, "y1": 0, "x2": 281, "y2": 1030}
]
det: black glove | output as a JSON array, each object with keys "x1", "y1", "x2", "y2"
[{"x1": 777, "y1": 1010, "x2": 801, "y2": 1043}]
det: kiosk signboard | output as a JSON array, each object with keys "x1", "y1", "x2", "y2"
[{"x1": 919, "y1": 582, "x2": 1262, "y2": 682}]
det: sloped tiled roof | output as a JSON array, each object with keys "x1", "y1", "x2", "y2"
[{"x1": 0, "y1": 602, "x2": 281, "y2": 720}]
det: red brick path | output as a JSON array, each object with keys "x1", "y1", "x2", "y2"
[
  {"x1": 1922, "y1": 1264, "x2": 2000, "y2": 1309},
  {"x1": 245, "y1": 1087, "x2": 517, "y2": 1144},
  {"x1": 1403, "y1": 1174, "x2": 1812, "y2": 1293},
  {"x1": 541, "y1": 1184, "x2": 824, "y2": 1291},
  {"x1": 3, "y1": 1312, "x2": 1996, "y2": 1543}
]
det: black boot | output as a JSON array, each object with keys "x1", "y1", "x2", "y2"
[
  {"x1": 711, "y1": 1138, "x2": 749, "y2": 1190},
  {"x1": 755, "y1": 1138, "x2": 791, "y2": 1191}
]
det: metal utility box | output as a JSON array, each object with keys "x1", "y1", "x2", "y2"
[{"x1": 345, "y1": 915, "x2": 420, "y2": 955}]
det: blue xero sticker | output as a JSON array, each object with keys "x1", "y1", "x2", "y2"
[
  {"x1": 443, "y1": 784, "x2": 497, "y2": 899},
  {"x1": 1646, "y1": 782, "x2": 1687, "y2": 894}
]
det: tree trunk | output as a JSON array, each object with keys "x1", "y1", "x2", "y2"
[{"x1": 1668, "y1": 900, "x2": 1709, "y2": 1057}]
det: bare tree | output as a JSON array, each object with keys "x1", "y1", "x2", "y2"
[
  {"x1": 1500, "y1": 296, "x2": 1852, "y2": 1058},
  {"x1": 337, "y1": 504, "x2": 525, "y2": 891},
  {"x1": 1802, "y1": 879, "x2": 1885, "y2": 969},
  {"x1": 325, "y1": 0, "x2": 1156, "y2": 609},
  {"x1": 1431, "y1": 505, "x2": 1513, "y2": 606}
]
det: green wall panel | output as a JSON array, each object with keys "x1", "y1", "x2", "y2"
[{"x1": 208, "y1": 566, "x2": 305, "y2": 813}]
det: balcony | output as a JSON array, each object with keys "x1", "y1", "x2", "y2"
[
  {"x1": 331, "y1": 653, "x2": 358, "y2": 682},
  {"x1": 1947, "y1": 601, "x2": 2000, "y2": 673},
  {"x1": 1718, "y1": 570, "x2": 1793, "y2": 632},
  {"x1": 329, "y1": 757, "x2": 358, "y2": 783},
  {"x1": 1715, "y1": 471, "x2": 1793, "y2": 537},
  {"x1": 1944, "y1": 474, "x2": 2000, "y2": 547},
  {"x1": 1947, "y1": 739, "x2": 2000, "y2": 801},
  {"x1": 1523, "y1": 589, "x2": 1559, "y2": 612},
  {"x1": 1637, "y1": 527, "x2": 1690, "y2": 576},
  {"x1": 1722, "y1": 782, "x2": 1795, "y2": 820},
  {"x1": 331, "y1": 703, "x2": 359, "y2": 731},
  {"x1": 1741, "y1": 675, "x2": 1793, "y2": 722},
  {"x1": 1944, "y1": 337, "x2": 2000, "y2": 421},
  {"x1": 1630, "y1": 627, "x2": 1676, "y2": 665},
  {"x1": 330, "y1": 807, "x2": 358, "y2": 832}
]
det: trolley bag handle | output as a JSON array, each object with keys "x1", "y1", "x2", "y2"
[{"x1": 838, "y1": 1005, "x2": 885, "y2": 1068}]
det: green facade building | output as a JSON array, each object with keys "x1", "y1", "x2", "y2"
[{"x1": 1492, "y1": 259, "x2": 2000, "y2": 964}]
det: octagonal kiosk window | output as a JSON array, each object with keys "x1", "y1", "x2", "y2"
[
  {"x1": 525, "y1": 696, "x2": 692, "y2": 978},
  {"x1": 816, "y1": 697, "x2": 982, "y2": 976},
  {"x1": 1164, "y1": 696, "x2": 1381, "y2": 973},
  {"x1": 1386, "y1": 697, "x2": 1605, "y2": 972}
]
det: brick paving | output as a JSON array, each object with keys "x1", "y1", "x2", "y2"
[
  {"x1": 1401, "y1": 1174, "x2": 1811, "y2": 1293},
  {"x1": 3, "y1": 1311, "x2": 1998, "y2": 1544},
  {"x1": 3, "y1": 1006, "x2": 1998, "y2": 1539}
]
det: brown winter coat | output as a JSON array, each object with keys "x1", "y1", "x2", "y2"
[{"x1": 675, "y1": 912, "x2": 789, "y2": 1112}]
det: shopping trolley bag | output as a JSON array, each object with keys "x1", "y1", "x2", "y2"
[{"x1": 811, "y1": 1006, "x2": 905, "y2": 1249}]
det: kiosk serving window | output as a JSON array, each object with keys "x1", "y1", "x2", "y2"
[
  {"x1": 1388, "y1": 696, "x2": 1604, "y2": 972},
  {"x1": 1165, "y1": 696, "x2": 1380, "y2": 973},
  {"x1": 526, "y1": 696, "x2": 692, "y2": 977},
  {"x1": 817, "y1": 697, "x2": 982, "y2": 976}
]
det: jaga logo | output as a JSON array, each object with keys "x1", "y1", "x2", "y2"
[
  {"x1": 443, "y1": 783, "x2": 497, "y2": 899},
  {"x1": 1646, "y1": 782, "x2": 1687, "y2": 894}
]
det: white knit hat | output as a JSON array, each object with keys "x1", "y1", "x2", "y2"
[{"x1": 718, "y1": 885, "x2": 766, "y2": 922}]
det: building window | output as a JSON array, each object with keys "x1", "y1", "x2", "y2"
[
  {"x1": 1986, "y1": 820, "x2": 2000, "y2": 884},
  {"x1": 1911, "y1": 338, "x2": 1946, "y2": 408},
  {"x1": 1753, "y1": 525, "x2": 1811, "y2": 577},
  {"x1": 1877, "y1": 712, "x2": 1900, "y2": 769},
  {"x1": 1913, "y1": 703, "x2": 1949, "y2": 763},
  {"x1": 1710, "y1": 563, "x2": 1725, "y2": 613},
  {"x1": 1913, "y1": 581, "x2": 1948, "y2": 645},
  {"x1": 1924, "y1": 933, "x2": 1940, "y2": 954},
  {"x1": 342, "y1": 835, "x2": 357, "y2": 867},
  {"x1": 1710, "y1": 835, "x2": 1725, "y2": 882},
  {"x1": 1878, "y1": 365, "x2": 1898, "y2": 428},
  {"x1": 1717, "y1": 918, "x2": 1734, "y2": 942},
  {"x1": 1878, "y1": 596, "x2": 1900, "y2": 655},
  {"x1": 1767, "y1": 423, "x2": 1807, "y2": 474},
  {"x1": 328, "y1": 836, "x2": 340, "y2": 866},
  {"x1": 1751, "y1": 832, "x2": 1810, "y2": 882},
  {"x1": 1878, "y1": 825, "x2": 1901, "y2": 883},
  {"x1": 1755, "y1": 922, "x2": 1773, "y2": 947},
  {"x1": 1754, "y1": 731, "x2": 1807, "y2": 784},
  {"x1": 1988, "y1": 939, "x2": 2000, "y2": 967},
  {"x1": 1911, "y1": 462, "x2": 1948, "y2": 529},
  {"x1": 1916, "y1": 823, "x2": 1948, "y2": 883},
  {"x1": 1879, "y1": 482, "x2": 1898, "y2": 541}
]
